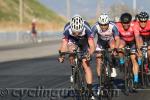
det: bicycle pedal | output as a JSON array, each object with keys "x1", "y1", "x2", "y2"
[{"x1": 79, "y1": 88, "x2": 85, "y2": 94}]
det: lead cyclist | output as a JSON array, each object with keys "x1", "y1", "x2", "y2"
[{"x1": 58, "y1": 15, "x2": 95, "y2": 100}]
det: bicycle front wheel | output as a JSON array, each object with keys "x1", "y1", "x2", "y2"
[{"x1": 72, "y1": 65, "x2": 88, "y2": 100}]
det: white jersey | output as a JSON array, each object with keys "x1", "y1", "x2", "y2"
[{"x1": 92, "y1": 22, "x2": 119, "y2": 41}]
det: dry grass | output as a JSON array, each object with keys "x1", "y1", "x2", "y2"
[{"x1": 0, "y1": 21, "x2": 65, "y2": 32}]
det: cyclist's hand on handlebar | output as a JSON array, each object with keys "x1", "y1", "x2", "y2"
[
  {"x1": 112, "y1": 48, "x2": 118, "y2": 56},
  {"x1": 84, "y1": 52, "x2": 91, "y2": 61},
  {"x1": 58, "y1": 56, "x2": 65, "y2": 63},
  {"x1": 58, "y1": 50, "x2": 65, "y2": 63}
]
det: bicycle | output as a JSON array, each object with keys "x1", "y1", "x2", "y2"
[
  {"x1": 118, "y1": 46, "x2": 135, "y2": 95},
  {"x1": 22, "y1": 31, "x2": 40, "y2": 43},
  {"x1": 95, "y1": 48, "x2": 115, "y2": 100},
  {"x1": 139, "y1": 42, "x2": 150, "y2": 88},
  {"x1": 59, "y1": 47, "x2": 91, "y2": 100}
]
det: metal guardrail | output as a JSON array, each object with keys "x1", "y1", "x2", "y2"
[{"x1": 0, "y1": 31, "x2": 62, "y2": 41}]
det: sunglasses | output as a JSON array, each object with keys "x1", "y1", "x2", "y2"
[
  {"x1": 122, "y1": 23, "x2": 130, "y2": 25},
  {"x1": 99, "y1": 24, "x2": 108, "y2": 26},
  {"x1": 140, "y1": 21, "x2": 147, "y2": 23}
]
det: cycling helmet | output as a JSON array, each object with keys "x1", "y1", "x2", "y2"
[
  {"x1": 120, "y1": 13, "x2": 132, "y2": 23},
  {"x1": 138, "y1": 12, "x2": 149, "y2": 21},
  {"x1": 70, "y1": 15, "x2": 84, "y2": 32},
  {"x1": 98, "y1": 14, "x2": 110, "y2": 24},
  {"x1": 32, "y1": 18, "x2": 36, "y2": 23}
]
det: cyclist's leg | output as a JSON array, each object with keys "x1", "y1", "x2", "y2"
[
  {"x1": 67, "y1": 39, "x2": 77, "y2": 64},
  {"x1": 109, "y1": 39, "x2": 118, "y2": 77},
  {"x1": 82, "y1": 55, "x2": 94, "y2": 98},
  {"x1": 130, "y1": 45, "x2": 139, "y2": 84},
  {"x1": 137, "y1": 37, "x2": 143, "y2": 65},
  {"x1": 96, "y1": 41, "x2": 103, "y2": 82},
  {"x1": 82, "y1": 59, "x2": 93, "y2": 83},
  {"x1": 118, "y1": 39, "x2": 126, "y2": 64},
  {"x1": 31, "y1": 29, "x2": 37, "y2": 42},
  {"x1": 79, "y1": 39, "x2": 95, "y2": 98}
]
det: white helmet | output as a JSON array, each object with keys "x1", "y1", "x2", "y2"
[
  {"x1": 32, "y1": 18, "x2": 36, "y2": 23},
  {"x1": 70, "y1": 15, "x2": 84, "y2": 32},
  {"x1": 98, "y1": 14, "x2": 110, "y2": 24}
]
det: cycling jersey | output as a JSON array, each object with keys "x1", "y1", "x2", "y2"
[
  {"x1": 135, "y1": 20, "x2": 150, "y2": 36},
  {"x1": 133, "y1": 20, "x2": 150, "y2": 45},
  {"x1": 116, "y1": 22, "x2": 139, "y2": 42},
  {"x1": 92, "y1": 22, "x2": 119, "y2": 41},
  {"x1": 62, "y1": 21, "x2": 93, "y2": 50},
  {"x1": 134, "y1": 20, "x2": 150, "y2": 42},
  {"x1": 92, "y1": 22, "x2": 119, "y2": 50},
  {"x1": 32, "y1": 23, "x2": 37, "y2": 35}
]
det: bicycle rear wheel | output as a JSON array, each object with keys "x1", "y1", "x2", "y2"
[
  {"x1": 145, "y1": 74, "x2": 150, "y2": 87},
  {"x1": 124, "y1": 59, "x2": 134, "y2": 95},
  {"x1": 22, "y1": 32, "x2": 33, "y2": 43},
  {"x1": 139, "y1": 58, "x2": 147, "y2": 88}
]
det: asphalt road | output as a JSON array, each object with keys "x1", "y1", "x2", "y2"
[
  {"x1": 0, "y1": 55, "x2": 150, "y2": 100},
  {"x1": 0, "y1": 40, "x2": 60, "y2": 51}
]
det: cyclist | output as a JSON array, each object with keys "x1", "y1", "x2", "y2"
[
  {"x1": 31, "y1": 19, "x2": 37, "y2": 42},
  {"x1": 116, "y1": 13, "x2": 141, "y2": 87},
  {"x1": 135, "y1": 11, "x2": 150, "y2": 71},
  {"x1": 58, "y1": 15, "x2": 95, "y2": 100},
  {"x1": 92, "y1": 14, "x2": 120, "y2": 84}
]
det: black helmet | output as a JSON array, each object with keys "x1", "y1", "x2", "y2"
[
  {"x1": 138, "y1": 12, "x2": 149, "y2": 21},
  {"x1": 120, "y1": 13, "x2": 132, "y2": 23}
]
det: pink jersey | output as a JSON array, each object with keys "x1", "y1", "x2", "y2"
[
  {"x1": 134, "y1": 20, "x2": 150, "y2": 36},
  {"x1": 116, "y1": 22, "x2": 138, "y2": 42}
]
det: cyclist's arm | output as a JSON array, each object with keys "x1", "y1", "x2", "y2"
[
  {"x1": 91, "y1": 24, "x2": 98, "y2": 38},
  {"x1": 133, "y1": 24, "x2": 142, "y2": 50},
  {"x1": 59, "y1": 38, "x2": 68, "y2": 53},
  {"x1": 59, "y1": 30, "x2": 69, "y2": 53},
  {"x1": 112, "y1": 25, "x2": 120, "y2": 49},
  {"x1": 88, "y1": 37, "x2": 95, "y2": 55},
  {"x1": 85, "y1": 23, "x2": 95, "y2": 55}
]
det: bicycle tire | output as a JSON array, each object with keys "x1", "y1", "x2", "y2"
[
  {"x1": 124, "y1": 59, "x2": 133, "y2": 95},
  {"x1": 98, "y1": 63, "x2": 107, "y2": 100},
  {"x1": 22, "y1": 32, "x2": 33, "y2": 43},
  {"x1": 101, "y1": 56, "x2": 113, "y2": 100},
  {"x1": 72, "y1": 65, "x2": 88, "y2": 100},
  {"x1": 126, "y1": 60, "x2": 134, "y2": 93}
]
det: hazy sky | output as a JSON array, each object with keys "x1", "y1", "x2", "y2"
[{"x1": 38, "y1": 0, "x2": 150, "y2": 19}]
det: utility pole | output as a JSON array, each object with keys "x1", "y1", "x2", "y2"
[
  {"x1": 96, "y1": 0, "x2": 100, "y2": 18},
  {"x1": 133, "y1": 0, "x2": 137, "y2": 15},
  {"x1": 100, "y1": 0, "x2": 104, "y2": 13},
  {"x1": 66, "y1": 0, "x2": 71, "y2": 19},
  {"x1": 96, "y1": 0, "x2": 104, "y2": 17},
  {"x1": 19, "y1": 0, "x2": 23, "y2": 24}
]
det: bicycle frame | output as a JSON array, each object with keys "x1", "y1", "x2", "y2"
[
  {"x1": 60, "y1": 48, "x2": 89, "y2": 100},
  {"x1": 120, "y1": 47, "x2": 135, "y2": 95},
  {"x1": 96, "y1": 49, "x2": 114, "y2": 100},
  {"x1": 140, "y1": 42, "x2": 150, "y2": 87}
]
